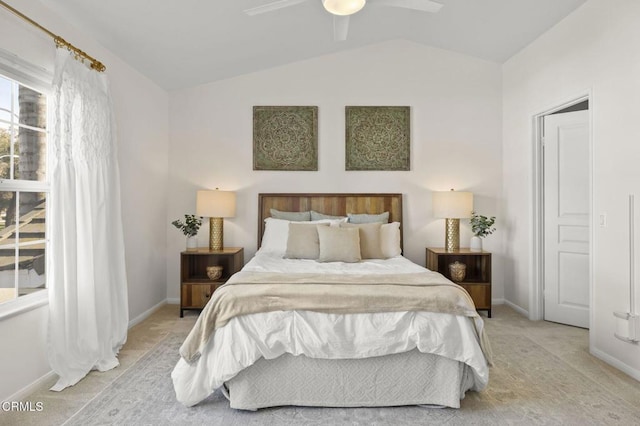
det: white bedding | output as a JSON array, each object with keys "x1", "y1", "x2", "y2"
[{"x1": 171, "y1": 251, "x2": 489, "y2": 407}]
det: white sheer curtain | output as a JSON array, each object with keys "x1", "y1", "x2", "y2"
[{"x1": 47, "y1": 49, "x2": 129, "y2": 391}]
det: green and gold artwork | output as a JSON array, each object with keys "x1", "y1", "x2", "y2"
[
  {"x1": 345, "y1": 106, "x2": 410, "y2": 171},
  {"x1": 253, "y1": 106, "x2": 318, "y2": 171}
]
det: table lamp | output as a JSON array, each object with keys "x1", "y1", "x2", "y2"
[
  {"x1": 433, "y1": 189, "x2": 473, "y2": 252},
  {"x1": 196, "y1": 188, "x2": 236, "y2": 251}
]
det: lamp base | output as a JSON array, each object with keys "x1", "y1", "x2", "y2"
[
  {"x1": 445, "y1": 218, "x2": 460, "y2": 252},
  {"x1": 209, "y1": 217, "x2": 223, "y2": 251}
]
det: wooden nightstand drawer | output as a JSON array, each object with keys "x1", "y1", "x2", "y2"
[
  {"x1": 180, "y1": 247, "x2": 244, "y2": 317},
  {"x1": 458, "y1": 283, "x2": 491, "y2": 310},
  {"x1": 181, "y1": 283, "x2": 218, "y2": 309}
]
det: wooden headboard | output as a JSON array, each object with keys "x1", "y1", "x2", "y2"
[{"x1": 258, "y1": 193, "x2": 403, "y2": 249}]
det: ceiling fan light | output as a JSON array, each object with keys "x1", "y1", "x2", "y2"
[{"x1": 322, "y1": 0, "x2": 366, "y2": 16}]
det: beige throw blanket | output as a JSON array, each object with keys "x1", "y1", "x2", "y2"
[{"x1": 180, "y1": 270, "x2": 493, "y2": 365}]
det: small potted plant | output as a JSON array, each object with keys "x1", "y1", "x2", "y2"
[
  {"x1": 469, "y1": 211, "x2": 496, "y2": 252},
  {"x1": 172, "y1": 214, "x2": 202, "y2": 250}
]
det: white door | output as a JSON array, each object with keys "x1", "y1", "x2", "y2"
[{"x1": 543, "y1": 110, "x2": 590, "y2": 328}]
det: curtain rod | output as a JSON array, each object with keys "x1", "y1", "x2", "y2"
[{"x1": 0, "y1": 0, "x2": 105, "y2": 72}]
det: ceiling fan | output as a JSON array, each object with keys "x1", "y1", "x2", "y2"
[{"x1": 244, "y1": 0, "x2": 444, "y2": 41}]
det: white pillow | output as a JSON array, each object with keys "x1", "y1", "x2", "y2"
[
  {"x1": 317, "y1": 226, "x2": 361, "y2": 263},
  {"x1": 260, "y1": 217, "x2": 347, "y2": 256},
  {"x1": 260, "y1": 218, "x2": 290, "y2": 255},
  {"x1": 380, "y1": 222, "x2": 401, "y2": 258}
]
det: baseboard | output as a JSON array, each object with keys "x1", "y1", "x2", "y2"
[
  {"x1": 128, "y1": 299, "x2": 167, "y2": 328},
  {"x1": 166, "y1": 298, "x2": 180, "y2": 305},
  {"x1": 504, "y1": 299, "x2": 529, "y2": 317},
  {"x1": 491, "y1": 298, "x2": 505, "y2": 305},
  {"x1": 590, "y1": 346, "x2": 640, "y2": 382},
  {"x1": 7, "y1": 370, "x2": 56, "y2": 402}
]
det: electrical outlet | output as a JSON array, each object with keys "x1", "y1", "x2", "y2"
[
  {"x1": 614, "y1": 312, "x2": 640, "y2": 343},
  {"x1": 599, "y1": 214, "x2": 607, "y2": 227}
]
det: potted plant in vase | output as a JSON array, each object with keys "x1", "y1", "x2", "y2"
[
  {"x1": 172, "y1": 214, "x2": 202, "y2": 250},
  {"x1": 470, "y1": 211, "x2": 496, "y2": 252}
]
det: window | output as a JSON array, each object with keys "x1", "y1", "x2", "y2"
[{"x1": 0, "y1": 73, "x2": 48, "y2": 305}]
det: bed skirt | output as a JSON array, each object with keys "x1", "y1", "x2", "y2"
[{"x1": 223, "y1": 349, "x2": 475, "y2": 411}]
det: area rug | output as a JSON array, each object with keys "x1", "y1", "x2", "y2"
[{"x1": 64, "y1": 333, "x2": 640, "y2": 425}]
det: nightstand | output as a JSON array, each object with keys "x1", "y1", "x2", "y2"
[
  {"x1": 180, "y1": 247, "x2": 244, "y2": 317},
  {"x1": 426, "y1": 247, "x2": 492, "y2": 318}
]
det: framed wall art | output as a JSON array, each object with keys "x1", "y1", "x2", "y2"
[
  {"x1": 345, "y1": 106, "x2": 410, "y2": 171},
  {"x1": 253, "y1": 106, "x2": 318, "y2": 171}
]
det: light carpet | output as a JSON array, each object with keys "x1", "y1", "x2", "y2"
[{"x1": 60, "y1": 332, "x2": 640, "y2": 425}]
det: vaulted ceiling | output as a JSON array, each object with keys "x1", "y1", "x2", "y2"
[{"x1": 39, "y1": 0, "x2": 586, "y2": 90}]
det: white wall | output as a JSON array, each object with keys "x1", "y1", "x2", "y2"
[
  {"x1": 0, "y1": 0, "x2": 169, "y2": 400},
  {"x1": 167, "y1": 40, "x2": 504, "y2": 301},
  {"x1": 503, "y1": 0, "x2": 640, "y2": 378}
]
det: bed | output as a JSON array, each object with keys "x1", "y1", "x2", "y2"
[{"x1": 171, "y1": 193, "x2": 491, "y2": 410}]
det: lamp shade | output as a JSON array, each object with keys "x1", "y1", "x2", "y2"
[
  {"x1": 432, "y1": 190, "x2": 473, "y2": 219},
  {"x1": 322, "y1": 0, "x2": 366, "y2": 16},
  {"x1": 196, "y1": 189, "x2": 236, "y2": 218}
]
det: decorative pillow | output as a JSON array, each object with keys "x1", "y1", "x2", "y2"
[
  {"x1": 347, "y1": 211, "x2": 390, "y2": 224},
  {"x1": 317, "y1": 226, "x2": 361, "y2": 263},
  {"x1": 381, "y1": 222, "x2": 402, "y2": 258},
  {"x1": 340, "y1": 222, "x2": 383, "y2": 259},
  {"x1": 310, "y1": 210, "x2": 347, "y2": 221},
  {"x1": 270, "y1": 209, "x2": 311, "y2": 221},
  {"x1": 285, "y1": 222, "x2": 329, "y2": 259}
]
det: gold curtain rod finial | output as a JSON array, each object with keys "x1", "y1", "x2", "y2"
[
  {"x1": 91, "y1": 62, "x2": 106, "y2": 73},
  {"x1": 54, "y1": 35, "x2": 106, "y2": 72}
]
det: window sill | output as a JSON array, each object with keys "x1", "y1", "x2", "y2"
[{"x1": 0, "y1": 290, "x2": 48, "y2": 321}]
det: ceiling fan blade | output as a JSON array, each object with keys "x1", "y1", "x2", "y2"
[
  {"x1": 333, "y1": 15, "x2": 350, "y2": 41},
  {"x1": 371, "y1": 0, "x2": 443, "y2": 13},
  {"x1": 244, "y1": 0, "x2": 310, "y2": 16}
]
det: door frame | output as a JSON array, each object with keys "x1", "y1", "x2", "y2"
[{"x1": 530, "y1": 92, "x2": 594, "y2": 332}]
